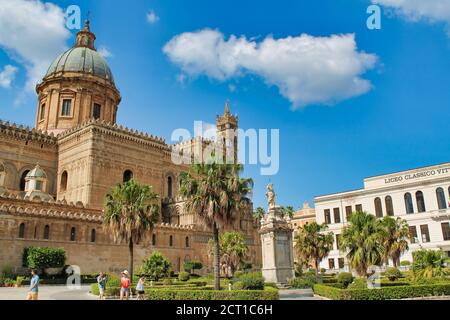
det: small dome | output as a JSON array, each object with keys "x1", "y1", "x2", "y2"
[
  {"x1": 26, "y1": 165, "x2": 47, "y2": 179},
  {"x1": 45, "y1": 47, "x2": 114, "y2": 83}
]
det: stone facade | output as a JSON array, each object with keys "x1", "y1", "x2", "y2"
[{"x1": 0, "y1": 21, "x2": 261, "y2": 275}]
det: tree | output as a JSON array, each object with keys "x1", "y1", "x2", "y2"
[
  {"x1": 140, "y1": 251, "x2": 171, "y2": 281},
  {"x1": 208, "y1": 231, "x2": 249, "y2": 278},
  {"x1": 379, "y1": 216, "x2": 409, "y2": 267},
  {"x1": 253, "y1": 207, "x2": 266, "y2": 220},
  {"x1": 412, "y1": 249, "x2": 449, "y2": 279},
  {"x1": 340, "y1": 211, "x2": 385, "y2": 277},
  {"x1": 184, "y1": 260, "x2": 203, "y2": 274},
  {"x1": 294, "y1": 222, "x2": 334, "y2": 275},
  {"x1": 179, "y1": 160, "x2": 253, "y2": 290},
  {"x1": 280, "y1": 206, "x2": 295, "y2": 219},
  {"x1": 103, "y1": 179, "x2": 160, "y2": 282}
]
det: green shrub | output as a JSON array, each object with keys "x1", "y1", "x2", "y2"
[
  {"x1": 385, "y1": 267, "x2": 402, "y2": 281},
  {"x1": 320, "y1": 268, "x2": 326, "y2": 274},
  {"x1": 178, "y1": 272, "x2": 190, "y2": 282},
  {"x1": 347, "y1": 278, "x2": 367, "y2": 290},
  {"x1": 1, "y1": 265, "x2": 14, "y2": 279},
  {"x1": 183, "y1": 260, "x2": 203, "y2": 273},
  {"x1": 145, "y1": 287, "x2": 278, "y2": 300},
  {"x1": 233, "y1": 271, "x2": 244, "y2": 279},
  {"x1": 264, "y1": 282, "x2": 278, "y2": 288},
  {"x1": 313, "y1": 283, "x2": 450, "y2": 300},
  {"x1": 162, "y1": 278, "x2": 173, "y2": 286},
  {"x1": 233, "y1": 281, "x2": 244, "y2": 290},
  {"x1": 400, "y1": 260, "x2": 411, "y2": 267},
  {"x1": 289, "y1": 274, "x2": 318, "y2": 288},
  {"x1": 139, "y1": 251, "x2": 171, "y2": 281},
  {"x1": 337, "y1": 272, "x2": 354, "y2": 288},
  {"x1": 239, "y1": 272, "x2": 265, "y2": 290},
  {"x1": 15, "y1": 276, "x2": 25, "y2": 287},
  {"x1": 23, "y1": 247, "x2": 66, "y2": 269}
]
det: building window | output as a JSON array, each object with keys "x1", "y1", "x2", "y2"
[
  {"x1": 436, "y1": 187, "x2": 447, "y2": 210},
  {"x1": 374, "y1": 197, "x2": 383, "y2": 218},
  {"x1": 324, "y1": 209, "x2": 331, "y2": 224},
  {"x1": 420, "y1": 224, "x2": 430, "y2": 243},
  {"x1": 409, "y1": 226, "x2": 418, "y2": 244},
  {"x1": 61, "y1": 99, "x2": 72, "y2": 116},
  {"x1": 43, "y1": 225, "x2": 50, "y2": 240},
  {"x1": 93, "y1": 103, "x2": 101, "y2": 120},
  {"x1": 328, "y1": 258, "x2": 335, "y2": 270},
  {"x1": 70, "y1": 227, "x2": 76, "y2": 241},
  {"x1": 123, "y1": 170, "x2": 133, "y2": 183},
  {"x1": 152, "y1": 233, "x2": 156, "y2": 246},
  {"x1": 404, "y1": 193, "x2": 414, "y2": 214},
  {"x1": 338, "y1": 258, "x2": 345, "y2": 269},
  {"x1": 385, "y1": 196, "x2": 394, "y2": 216},
  {"x1": 442, "y1": 223, "x2": 450, "y2": 241},
  {"x1": 416, "y1": 191, "x2": 426, "y2": 213},
  {"x1": 60, "y1": 171, "x2": 68, "y2": 192},
  {"x1": 91, "y1": 229, "x2": 96, "y2": 243},
  {"x1": 355, "y1": 204, "x2": 362, "y2": 213},
  {"x1": 39, "y1": 104, "x2": 45, "y2": 121},
  {"x1": 169, "y1": 235, "x2": 173, "y2": 247},
  {"x1": 336, "y1": 234, "x2": 341, "y2": 250},
  {"x1": 18, "y1": 223, "x2": 25, "y2": 238},
  {"x1": 333, "y1": 208, "x2": 341, "y2": 223},
  {"x1": 167, "y1": 176, "x2": 173, "y2": 198},
  {"x1": 34, "y1": 226, "x2": 37, "y2": 239},
  {"x1": 35, "y1": 180, "x2": 43, "y2": 191},
  {"x1": 345, "y1": 206, "x2": 352, "y2": 221},
  {"x1": 19, "y1": 170, "x2": 30, "y2": 191},
  {"x1": 185, "y1": 236, "x2": 190, "y2": 248}
]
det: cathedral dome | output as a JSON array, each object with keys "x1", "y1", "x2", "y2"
[{"x1": 44, "y1": 46, "x2": 114, "y2": 83}]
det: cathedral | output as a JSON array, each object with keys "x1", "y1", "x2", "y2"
[{"x1": 0, "y1": 21, "x2": 261, "y2": 274}]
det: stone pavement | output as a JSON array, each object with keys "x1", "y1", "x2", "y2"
[
  {"x1": 0, "y1": 284, "x2": 97, "y2": 300},
  {"x1": 279, "y1": 288, "x2": 328, "y2": 300}
]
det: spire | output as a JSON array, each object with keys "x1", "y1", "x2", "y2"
[{"x1": 224, "y1": 98, "x2": 230, "y2": 115}]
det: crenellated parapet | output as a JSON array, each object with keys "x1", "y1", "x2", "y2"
[{"x1": 0, "y1": 119, "x2": 57, "y2": 146}]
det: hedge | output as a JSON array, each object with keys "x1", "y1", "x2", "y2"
[
  {"x1": 23, "y1": 247, "x2": 66, "y2": 269},
  {"x1": 144, "y1": 287, "x2": 279, "y2": 300},
  {"x1": 313, "y1": 283, "x2": 450, "y2": 300}
]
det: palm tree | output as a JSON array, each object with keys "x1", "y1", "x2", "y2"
[
  {"x1": 103, "y1": 179, "x2": 160, "y2": 282},
  {"x1": 294, "y1": 222, "x2": 334, "y2": 275},
  {"x1": 179, "y1": 161, "x2": 253, "y2": 290},
  {"x1": 340, "y1": 211, "x2": 385, "y2": 277},
  {"x1": 253, "y1": 207, "x2": 266, "y2": 220},
  {"x1": 412, "y1": 249, "x2": 449, "y2": 279},
  {"x1": 379, "y1": 216, "x2": 409, "y2": 267},
  {"x1": 280, "y1": 206, "x2": 295, "y2": 219}
]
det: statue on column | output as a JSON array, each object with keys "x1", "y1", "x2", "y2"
[{"x1": 265, "y1": 183, "x2": 276, "y2": 210}]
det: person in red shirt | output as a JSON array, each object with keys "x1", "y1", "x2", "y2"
[{"x1": 120, "y1": 270, "x2": 131, "y2": 300}]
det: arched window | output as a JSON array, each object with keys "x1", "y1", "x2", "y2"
[
  {"x1": 169, "y1": 235, "x2": 173, "y2": 247},
  {"x1": 436, "y1": 188, "x2": 446, "y2": 209},
  {"x1": 43, "y1": 225, "x2": 50, "y2": 240},
  {"x1": 152, "y1": 233, "x2": 156, "y2": 246},
  {"x1": 0, "y1": 163, "x2": 5, "y2": 185},
  {"x1": 70, "y1": 227, "x2": 76, "y2": 241},
  {"x1": 18, "y1": 223, "x2": 25, "y2": 238},
  {"x1": 416, "y1": 191, "x2": 426, "y2": 213},
  {"x1": 374, "y1": 197, "x2": 383, "y2": 218},
  {"x1": 404, "y1": 193, "x2": 414, "y2": 214},
  {"x1": 60, "y1": 171, "x2": 68, "y2": 192},
  {"x1": 385, "y1": 196, "x2": 394, "y2": 216},
  {"x1": 123, "y1": 170, "x2": 133, "y2": 183},
  {"x1": 185, "y1": 236, "x2": 189, "y2": 248},
  {"x1": 167, "y1": 176, "x2": 173, "y2": 198},
  {"x1": 19, "y1": 170, "x2": 30, "y2": 191},
  {"x1": 91, "y1": 229, "x2": 96, "y2": 242}
]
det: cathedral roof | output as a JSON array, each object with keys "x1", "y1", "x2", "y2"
[{"x1": 43, "y1": 19, "x2": 114, "y2": 84}]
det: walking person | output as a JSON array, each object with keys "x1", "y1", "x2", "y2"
[
  {"x1": 26, "y1": 270, "x2": 39, "y2": 300},
  {"x1": 136, "y1": 276, "x2": 145, "y2": 300},
  {"x1": 97, "y1": 272, "x2": 107, "y2": 300},
  {"x1": 120, "y1": 270, "x2": 131, "y2": 300}
]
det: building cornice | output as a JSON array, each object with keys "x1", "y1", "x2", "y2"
[{"x1": 0, "y1": 119, "x2": 57, "y2": 145}]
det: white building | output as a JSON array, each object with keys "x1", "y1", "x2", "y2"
[{"x1": 314, "y1": 162, "x2": 450, "y2": 272}]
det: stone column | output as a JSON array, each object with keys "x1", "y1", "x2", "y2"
[{"x1": 259, "y1": 206, "x2": 294, "y2": 286}]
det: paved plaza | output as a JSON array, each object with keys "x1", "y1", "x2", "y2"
[{"x1": 0, "y1": 285, "x2": 96, "y2": 300}]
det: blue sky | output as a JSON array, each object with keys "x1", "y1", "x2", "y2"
[{"x1": 0, "y1": 0, "x2": 449, "y2": 210}]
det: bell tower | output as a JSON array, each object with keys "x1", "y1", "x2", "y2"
[{"x1": 216, "y1": 100, "x2": 238, "y2": 163}]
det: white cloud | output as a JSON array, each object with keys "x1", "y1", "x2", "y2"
[
  {"x1": 98, "y1": 46, "x2": 112, "y2": 58},
  {"x1": 228, "y1": 84, "x2": 236, "y2": 92},
  {"x1": 0, "y1": 65, "x2": 18, "y2": 88},
  {"x1": 372, "y1": 0, "x2": 450, "y2": 33},
  {"x1": 146, "y1": 10, "x2": 160, "y2": 24},
  {"x1": 163, "y1": 29, "x2": 377, "y2": 107},
  {"x1": 0, "y1": 0, "x2": 70, "y2": 91}
]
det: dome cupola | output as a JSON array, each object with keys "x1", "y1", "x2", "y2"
[{"x1": 35, "y1": 18, "x2": 121, "y2": 135}]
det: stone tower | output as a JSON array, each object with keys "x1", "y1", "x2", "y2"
[
  {"x1": 35, "y1": 19, "x2": 121, "y2": 135},
  {"x1": 216, "y1": 100, "x2": 238, "y2": 163}
]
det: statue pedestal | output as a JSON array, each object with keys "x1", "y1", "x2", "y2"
[{"x1": 259, "y1": 206, "x2": 295, "y2": 286}]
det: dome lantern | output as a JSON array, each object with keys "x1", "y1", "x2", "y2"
[{"x1": 75, "y1": 18, "x2": 96, "y2": 50}]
